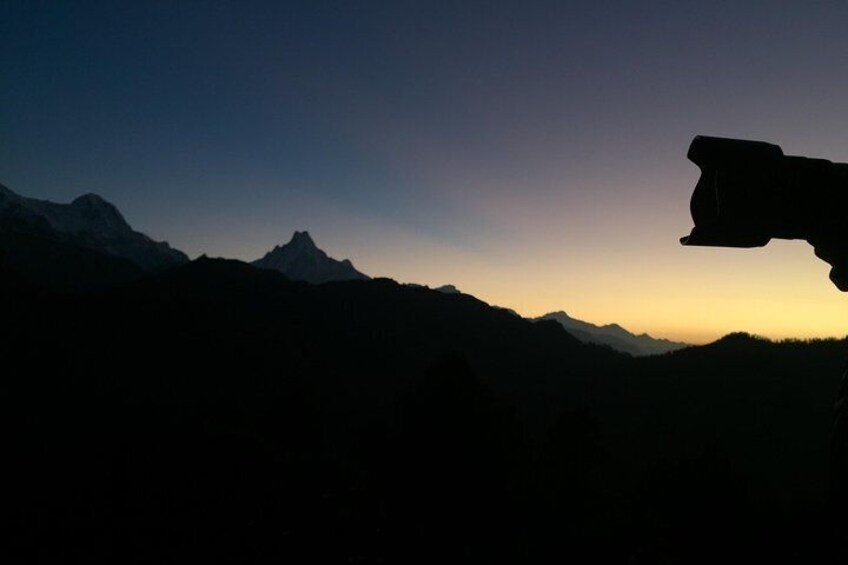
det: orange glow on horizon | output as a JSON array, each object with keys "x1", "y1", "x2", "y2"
[
  {"x1": 323, "y1": 230, "x2": 848, "y2": 347},
  {"x1": 182, "y1": 165, "x2": 848, "y2": 349}
]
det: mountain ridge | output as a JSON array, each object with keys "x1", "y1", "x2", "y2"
[
  {"x1": 0, "y1": 184, "x2": 188, "y2": 272},
  {"x1": 536, "y1": 310, "x2": 688, "y2": 356},
  {"x1": 6, "y1": 250, "x2": 844, "y2": 562}
]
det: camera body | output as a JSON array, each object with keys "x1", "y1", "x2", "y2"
[{"x1": 681, "y1": 136, "x2": 848, "y2": 247}]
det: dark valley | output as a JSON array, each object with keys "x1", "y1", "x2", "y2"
[{"x1": 4, "y1": 188, "x2": 846, "y2": 563}]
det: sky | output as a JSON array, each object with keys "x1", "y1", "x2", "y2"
[{"x1": 3, "y1": 0, "x2": 848, "y2": 343}]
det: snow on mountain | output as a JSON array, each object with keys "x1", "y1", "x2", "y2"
[
  {"x1": 536, "y1": 311, "x2": 688, "y2": 356},
  {"x1": 0, "y1": 184, "x2": 188, "y2": 271},
  {"x1": 252, "y1": 231, "x2": 370, "y2": 283}
]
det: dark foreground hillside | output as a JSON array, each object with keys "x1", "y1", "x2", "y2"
[{"x1": 4, "y1": 257, "x2": 846, "y2": 563}]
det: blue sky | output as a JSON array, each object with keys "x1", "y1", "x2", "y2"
[{"x1": 4, "y1": 1, "x2": 848, "y2": 341}]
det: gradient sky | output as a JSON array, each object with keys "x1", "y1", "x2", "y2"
[{"x1": 4, "y1": 1, "x2": 848, "y2": 343}]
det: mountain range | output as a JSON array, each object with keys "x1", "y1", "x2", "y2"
[
  {"x1": 247, "y1": 235, "x2": 689, "y2": 355},
  {"x1": 535, "y1": 311, "x2": 688, "y2": 356},
  {"x1": 3, "y1": 184, "x2": 844, "y2": 561},
  {"x1": 0, "y1": 184, "x2": 690, "y2": 353},
  {"x1": 247, "y1": 228, "x2": 687, "y2": 354}
]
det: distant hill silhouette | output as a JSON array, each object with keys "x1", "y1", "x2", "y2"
[
  {"x1": 253, "y1": 230, "x2": 369, "y2": 283},
  {"x1": 435, "y1": 284, "x2": 462, "y2": 294},
  {"x1": 0, "y1": 185, "x2": 687, "y2": 349},
  {"x1": 537, "y1": 310, "x2": 689, "y2": 356},
  {"x1": 404, "y1": 282, "x2": 464, "y2": 294},
  {"x1": 3, "y1": 188, "x2": 846, "y2": 562}
]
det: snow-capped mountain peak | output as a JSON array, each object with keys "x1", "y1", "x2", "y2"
[
  {"x1": 290, "y1": 230, "x2": 315, "y2": 246},
  {"x1": 253, "y1": 231, "x2": 369, "y2": 283},
  {"x1": 0, "y1": 184, "x2": 188, "y2": 271}
]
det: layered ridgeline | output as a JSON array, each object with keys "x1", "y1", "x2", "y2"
[
  {"x1": 253, "y1": 231, "x2": 369, "y2": 283},
  {"x1": 5, "y1": 254, "x2": 844, "y2": 562},
  {"x1": 0, "y1": 183, "x2": 687, "y2": 355},
  {"x1": 0, "y1": 184, "x2": 187, "y2": 289},
  {"x1": 3, "y1": 186, "x2": 845, "y2": 561},
  {"x1": 536, "y1": 311, "x2": 688, "y2": 356},
  {"x1": 250, "y1": 233, "x2": 688, "y2": 357}
]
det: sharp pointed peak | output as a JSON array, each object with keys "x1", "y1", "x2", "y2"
[
  {"x1": 253, "y1": 230, "x2": 369, "y2": 282},
  {"x1": 288, "y1": 230, "x2": 317, "y2": 247},
  {"x1": 263, "y1": 231, "x2": 322, "y2": 255}
]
